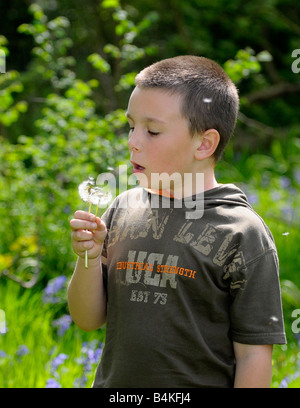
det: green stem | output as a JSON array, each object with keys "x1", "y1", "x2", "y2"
[
  {"x1": 94, "y1": 204, "x2": 99, "y2": 218},
  {"x1": 85, "y1": 201, "x2": 93, "y2": 269},
  {"x1": 85, "y1": 249, "x2": 88, "y2": 269}
]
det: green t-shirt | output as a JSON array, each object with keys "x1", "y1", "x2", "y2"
[{"x1": 93, "y1": 184, "x2": 286, "y2": 388}]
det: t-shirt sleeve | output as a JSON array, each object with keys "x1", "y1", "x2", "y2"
[{"x1": 228, "y1": 248, "x2": 286, "y2": 345}]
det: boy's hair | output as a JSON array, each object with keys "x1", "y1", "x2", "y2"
[{"x1": 135, "y1": 55, "x2": 239, "y2": 162}]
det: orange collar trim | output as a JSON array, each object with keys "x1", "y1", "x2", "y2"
[{"x1": 145, "y1": 188, "x2": 175, "y2": 198}]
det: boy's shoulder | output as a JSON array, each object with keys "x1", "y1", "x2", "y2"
[{"x1": 204, "y1": 183, "x2": 277, "y2": 253}]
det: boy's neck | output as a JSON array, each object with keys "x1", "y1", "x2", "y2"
[{"x1": 147, "y1": 168, "x2": 219, "y2": 199}]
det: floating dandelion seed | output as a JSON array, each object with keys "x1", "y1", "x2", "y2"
[
  {"x1": 203, "y1": 98, "x2": 212, "y2": 110},
  {"x1": 78, "y1": 177, "x2": 112, "y2": 268},
  {"x1": 269, "y1": 316, "x2": 279, "y2": 325}
]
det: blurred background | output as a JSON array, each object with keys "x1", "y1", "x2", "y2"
[{"x1": 0, "y1": 0, "x2": 300, "y2": 388}]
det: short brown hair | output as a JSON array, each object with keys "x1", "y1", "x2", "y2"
[{"x1": 135, "y1": 55, "x2": 239, "y2": 162}]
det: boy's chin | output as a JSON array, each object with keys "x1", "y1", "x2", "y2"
[{"x1": 131, "y1": 172, "x2": 149, "y2": 188}]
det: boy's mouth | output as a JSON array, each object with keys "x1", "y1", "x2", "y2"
[{"x1": 131, "y1": 161, "x2": 145, "y2": 173}]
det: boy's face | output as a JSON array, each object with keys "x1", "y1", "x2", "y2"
[{"x1": 126, "y1": 87, "x2": 200, "y2": 194}]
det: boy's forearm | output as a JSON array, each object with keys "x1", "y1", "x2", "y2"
[
  {"x1": 233, "y1": 342, "x2": 273, "y2": 388},
  {"x1": 67, "y1": 255, "x2": 107, "y2": 331}
]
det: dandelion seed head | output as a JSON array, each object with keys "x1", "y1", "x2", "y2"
[
  {"x1": 78, "y1": 177, "x2": 96, "y2": 202},
  {"x1": 90, "y1": 187, "x2": 112, "y2": 207}
]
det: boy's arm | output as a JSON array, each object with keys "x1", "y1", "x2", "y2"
[
  {"x1": 68, "y1": 211, "x2": 107, "y2": 331},
  {"x1": 233, "y1": 342, "x2": 273, "y2": 388}
]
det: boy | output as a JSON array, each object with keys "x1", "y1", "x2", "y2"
[{"x1": 68, "y1": 56, "x2": 286, "y2": 388}]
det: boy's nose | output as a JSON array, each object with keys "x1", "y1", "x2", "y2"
[{"x1": 128, "y1": 130, "x2": 142, "y2": 152}]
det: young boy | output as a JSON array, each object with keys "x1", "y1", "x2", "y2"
[{"x1": 68, "y1": 56, "x2": 286, "y2": 388}]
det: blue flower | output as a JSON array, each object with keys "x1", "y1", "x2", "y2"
[
  {"x1": 293, "y1": 169, "x2": 300, "y2": 186},
  {"x1": 281, "y1": 205, "x2": 294, "y2": 222},
  {"x1": 74, "y1": 375, "x2": 88, "y2": 388},
  {"x1": 43, "y1": 275, "x2": 67, "y2": 304},
  {"x1": 74, "y1": 340, "x2": 103, "y2": 387},
  {"x1": 52, "y1": 314, "x2": 72, "y2": 336},
  {"x1": 45, "y1": 378, "x2": 61, "y2": 388},
  {"x1": 279, "y1": 377, "x2": 289, "y2": 388},
  {"x1": 247, "y1": 193, "x2": 259, "y2": 205},
  {"x1": 16, "y1": 345, "x2": 29, "y2": 357},
  {"x1": 279, "y1": 176, "x2": 291, "y2": 189},
  {"x1": 50, "y1": 353, "x2": 69, "y2": 376},
  {"x1": 271, "y1": 191, "x2": 281, "y2": 201},
  {"x1": 80, "y1": 340, "x2": 103, "y2": 366}
]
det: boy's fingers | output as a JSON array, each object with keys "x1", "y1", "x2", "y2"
[
  {"x1": 70, "y1": 219, "x2": 98, "y2": 231},
  {"x1": 72, "y1": 239, "x2": 93, "y2": 256},
  {"x1": 74, "y1": 210, "x2": 96, "y2": 222},
  {"x1": 71, "y1": 229, "x2": 93, "y2": 242},
  {"x1": 95, "y1": 217, "x2": 106, "y2": 230}
]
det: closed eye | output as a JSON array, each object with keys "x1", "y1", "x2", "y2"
[{"x1": 128, "y1": 125, "x2": 159, "y2": 136}]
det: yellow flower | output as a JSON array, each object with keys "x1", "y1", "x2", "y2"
[{"x1": 0, "y1": 254, "x2": 13, "y2": 270}]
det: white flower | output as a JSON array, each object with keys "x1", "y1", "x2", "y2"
[
  {"x1": 78, "y1": 177, "x2": 96, "y2": 202},
  {"x1": 78, "y1": 177, "x2": 112, "y2": 208},
  {"x1": 90, "y1": 187, "x2": 112, "y2": 207}
]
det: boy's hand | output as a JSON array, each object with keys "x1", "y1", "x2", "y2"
[{"x1": 70, "y1": 210, "x2": 107, "y2": 261}]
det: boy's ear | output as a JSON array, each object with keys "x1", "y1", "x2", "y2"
[{"x1": 194, "y1": 129, "x2": 220, "y2": 161}]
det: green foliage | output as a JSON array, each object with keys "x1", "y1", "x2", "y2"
[
  {"x1": 0, "y1": 3, "x2": 134, "y2": 284},
  {"x1": 0, "y1": 69, "x2": 28, "y2": 126},
  {"x1": 18, "y1": 4, "x2": 77, "y2": 91},
  {"x1": 0, "y1": 280, "x2": 105, "y2": 387},
  {"x1": 0, "y1": 0, "x2": 300, "y2": 387},
  {"x1": 224, "y1": 47, "x2": 272, "y2": 84}
]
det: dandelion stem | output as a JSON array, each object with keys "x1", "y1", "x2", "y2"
[
  {"x1": 92, "y1": 204, "x2": 99, "y2": 234},
  {"x1": 85, "y1": 202, "x2": 93, "y2": 269},
  {"x1": 85, "y1": 249, "x2": 88, "y2": 269}
]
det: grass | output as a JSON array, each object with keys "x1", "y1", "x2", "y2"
[
  {"x1": 0, "y1": 279, "x2": 105, "y2": 388},
  {"x1": 0, "y1": 273, "x2": 299, "y2": 388}
]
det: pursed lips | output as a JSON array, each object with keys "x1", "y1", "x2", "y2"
[{"x1": 131, "y1": 161, "x2": 146, "y2": 173}]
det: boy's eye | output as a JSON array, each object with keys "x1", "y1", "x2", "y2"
[
  {"x1": 148, "y1": 130, "x2": 160, "y2": 136},
  {"x1": 127, "y1": 125, "x2": 159, "y2": 136}
]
